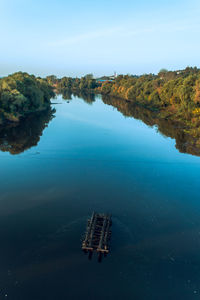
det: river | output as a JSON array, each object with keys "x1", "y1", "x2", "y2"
[{"x1": 0, "y1": 93, "x2": 200, "y2": 299}]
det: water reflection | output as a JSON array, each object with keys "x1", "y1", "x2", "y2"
[
  {"x1": 58, "y1": 89, "x2": 95, "y2": 104},
  {"x1": 58, "y1": 89, "x2": 73, "y2": 100},
  {"x1": 0, "y1": 108, "x2": 55, "y2": 155},
  {"x1": 0, "y1": 91, "x2": 200, "y2": 156},
  {"x1": 73, "y1": 91, "x2": 95, "y2": 104},
  {"x1": 58, "y1": 90, "x2": 200, "y2": 156},
  {"x1": 1, "y1": 92, "x2": 200, "y2": 300},
  {"x1": 101, "y1": 95, "x2": 200, "y2": 156}
]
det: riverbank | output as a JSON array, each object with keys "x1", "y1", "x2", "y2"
[
  {"x1": 52, "y1": 67, "x2": 200, "y2": 146},
  {"x1": 0, "y1": 72, "x2": 55, "y2": 124}
]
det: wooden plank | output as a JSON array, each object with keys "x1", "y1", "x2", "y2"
[
  {"x1": 103, "y1": 215, "x2": 111, "y2": 251},
  {"x1": 97, "y1": 217, "x2": 107, "y2": 252},
  {"x1": 88, "y1": 213, "x2": 98, "y2": 248},
  {"x1": 85, "y1": 212, "x2": 95, "y2": 241},
  {"x1": 82, "y1": 211, "x2": 96, "y2": 249}
]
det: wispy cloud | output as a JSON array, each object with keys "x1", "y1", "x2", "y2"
[
  {"x1": 48, "y1": 27, "x2": 122, "y2": 47},
  {"x1": 47, "y1": 18, "x2": 199, "y2": 49}
]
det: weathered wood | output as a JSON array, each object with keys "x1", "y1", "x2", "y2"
[
  {"x1": 82, "y1": 212, "x2": 112, "y2": 257},
  {"x1": 88, "y1": 213, "x2": 98, "y2": 248},
  {"x1": 97, "y1": 217, "x2": 107, "y2": 252},
  {"x1": 103, "y1": 215, "x2": 112, "y2": 251},
  {"x1": 84, "y1": 212, "x2": 95, "y2": 243}
]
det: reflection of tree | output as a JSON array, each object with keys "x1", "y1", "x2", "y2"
[
  {"x1": 102, "y1": 95, "x2": 200, "y2": 156},
  {"x1": 0, "y1": 108, "x2": 55, "y2": 155},
  {"x1": 59, "y1": 89, "x2": 73, "y2": 100},
  {"x1": 57, "y1": 89, "x2": 96, "y2": 104},
  {"x1": 74, "y1": 91, "x2": 95, "y2": 104}
]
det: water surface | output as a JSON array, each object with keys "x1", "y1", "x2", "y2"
[{"x1": 0, "y1": 94, "x2": 200, "y2": 300}]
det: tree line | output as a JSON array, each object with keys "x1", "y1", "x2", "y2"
[
  {"x1": 1, "y1": 67, "x2": 200, "y2": 141},
  {"x1": 48, "y1": 67, "x2": 200, "y2": 142}
]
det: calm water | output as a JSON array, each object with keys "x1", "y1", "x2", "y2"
[{"x1": 1, "y1": 94, "x2": 200, "y2": 300}]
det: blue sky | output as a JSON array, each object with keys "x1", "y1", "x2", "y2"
[{"x1": 0, "y1": 0, "x2": 200, "y2": 77}]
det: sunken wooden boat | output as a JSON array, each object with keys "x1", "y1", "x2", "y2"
[{"x1": 82, "y1": 212, "x2": 112, "y2": 257}]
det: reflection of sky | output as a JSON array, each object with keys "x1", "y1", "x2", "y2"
[
  {"x1": 0, "y1": 95, "x2": 200, "y2": 299},
  {"x1": 0, "y1": 0, "x2": 200, "y2": 76},
  {"x1": 31, "y1": 95, "x2": 200, "y2": 164},
  {"x1": 0, "y1": 94, "x2": 200, "y2": 212}
]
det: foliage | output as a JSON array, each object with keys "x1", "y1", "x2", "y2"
[
  {"x1": 54, "y1": 66, "x2": 200, "y2": 143},
  {"x1": 56, "y1": 74, "x2": 98, "y2": 92},
  {"x1": 0, "y1": 72, "x2": 55, "y2": 123}
]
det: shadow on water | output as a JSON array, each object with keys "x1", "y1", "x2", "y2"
[
  {"x1": 0, "y1": 107, "x2": 56, "y2": 155},
  {"x1": 83, "y1": 249, "x2": 106, "y2": 263}
]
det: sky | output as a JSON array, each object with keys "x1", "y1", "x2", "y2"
[{"x1": 0, "y1": 0, "x2": 200, "y2": 77}]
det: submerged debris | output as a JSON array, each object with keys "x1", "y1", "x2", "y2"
[{"x1": 82, "y1": 212, "x2": 112, "y2": 261}]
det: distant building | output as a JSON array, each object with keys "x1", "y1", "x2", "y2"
[
  {"x1": 96, "y1": 73, "x2": 117, "y2": 83},
  {"x1": 108, "y1": 72, "x2": 117, "y2": 80}
]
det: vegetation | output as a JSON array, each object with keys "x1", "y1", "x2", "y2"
[
  {"x1": 52, "y1": 67, "x2": 200, "y2": 149},
  {"x1": 2, "y1": 67, "x2": 200, "y2": 155},
  {"x1": 55, "y1": 73, "x2": 98, "y2": 93},
  {"x1": 0, "y1": 72, "x2": 55, "y2": 124},
  {"x1": 96, "y1": 67, "x2": 200, "y2": 141}
]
